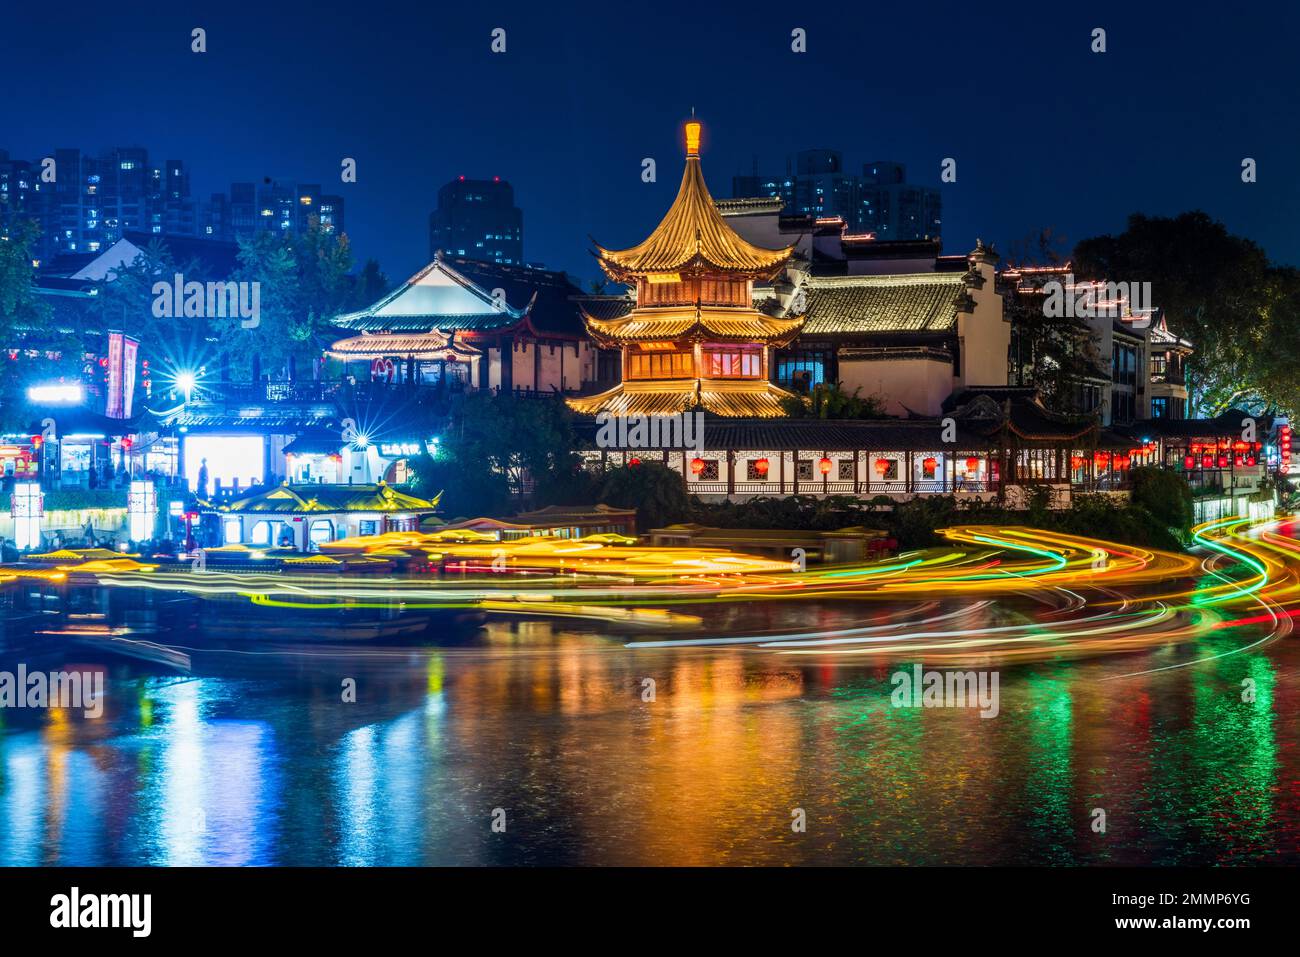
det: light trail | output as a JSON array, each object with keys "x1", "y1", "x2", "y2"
[{"x1": 7, "y1": 514, "x2": 1299, "y2": 669}]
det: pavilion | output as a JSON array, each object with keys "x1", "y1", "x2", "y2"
[{"x1": 201, "y1": 481, "x2": 442, "y2": 551}]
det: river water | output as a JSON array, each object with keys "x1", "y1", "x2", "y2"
[{"x1": 1, "y1": 589, "x2": 1295, "y2": 866}]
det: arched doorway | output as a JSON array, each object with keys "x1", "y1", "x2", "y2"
[{"x1": 308, "y1": 519, "x2": 334, "y2": 550}]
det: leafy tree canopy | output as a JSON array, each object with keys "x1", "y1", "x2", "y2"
[
  {"x1": 1073, "y1": 211, "x2": 1288, "y2": 416},
  {"x1": 779, "y1": 381, "x2": 887, "y2": 419}
]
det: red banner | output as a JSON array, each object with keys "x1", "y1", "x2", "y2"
[
  {"x1": 122, "y1": 335, "x2": 139, "y2": 418},
  {"x1": 105, "y1": 332, "x2": 125, "y2": 418}
]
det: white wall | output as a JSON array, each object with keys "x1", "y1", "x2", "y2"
[
  {"x1": 955, "y1": 258, "x2": 1009, "y2": 389},
  {"x1": 839, "y1": 355, "x2": 952, "y2": 417}
]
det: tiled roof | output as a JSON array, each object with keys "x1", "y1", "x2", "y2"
[
  {"x1": 332, "y1": 312, "x2": 514, "y2": 333},
  {"x1": 122, "y1": 232, "x2": 241, "y2": 278},
  {"x1": 575, "y1": 296, "x2": 635, "y2": 321},
  {"x1": 159, "y1": 408, "x2": 334, "y2": 430},
  {"x1": 716, "y1": 197, "x2": 786, "y2": 215},
  {"x1": 796, "y1": 273, "x2": 968, "y2": 335},
  {"x1": 595, "y1": 151, "x2": 793, "y2": 277},
  {"x1": 1122, "y1": 410, "x2": 1275, "y2": 439},
  {"x1": 513, "y1": 503, "x2": 637, "y2": 522},
  {"x1": 582, "y1": 304, "x2": 804, "y2": 345},
  {"x1": 445, "y1": 256, "x2": 587, "y2": 337},
  {"x1": 838, "y1": 345, "x2": 953, "y2": 364},
  {"x1": 573, "y1": 417, "x2": 994, "y2": 451},
  {"x1": 567, "y1": 381, "x2": 796, "y2": 418},
  {"x1": 282, "y1": 430, "x2": 346, "y2": 455},
  {"x1": 220, "y1": 483, "x2": 439, "y2": 514},
  {"x1": 327, "y1": 331, "x2": 481, "y2": 359}
]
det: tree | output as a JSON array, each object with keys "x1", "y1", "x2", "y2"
[
  {"x1": 0, "y1": 221, "x2": 69, "y2": 431},
  {"x1": 407, "y1": 450, "x2": 511, "y2": 519},
  {"x1": 1129, "y1": 465, "x2": 1193, "y2": 539},
  {"x1": 437, "y1": 392, "x2": 581, "y2": 501},
  {"x1": 350, "y1": 259, "x2": 390, "y2": 310},
  {"x1": 597, "y1": 462, "x2": 692, "y2": 531},
  {"x1": 218, "y1": 221, "x2": 355, "y2": 379},
  {"x1": 1073, "y1": 212, "x2": 1281, "y2": 416},
  {"x1": 89, "y1": 237, "x2": 210, "y2": 380},
  {"x1": 779, "y1": 381, "x2": 887, "y2": 419},
  {"x1": 1004, "y1": 283, "x2": 1103, "y2": 414},
  {"x1": 1002, "y1": 226, "x2": 1105, "y2": 415}
]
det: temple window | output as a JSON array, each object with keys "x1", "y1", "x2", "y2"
[
  {"x1": 704, "y1": 349, "x2": 761, "y2": 378},
  {"x1": 776, "y1": 347, "x2": 830, "y2": 391},
  {"x1": 628, "y1": 351, "x2": 693, "y2": 378},
  {"x1": 639, "y1": 277, "x2": 750, "y2": 307}
]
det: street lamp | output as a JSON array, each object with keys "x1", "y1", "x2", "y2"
[{"x1": 175, "y1": 370, "x2": 197, "y2": 404}]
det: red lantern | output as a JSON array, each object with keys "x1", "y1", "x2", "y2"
[
  {"x1": 1184, "y1": 455, "x2": 1195, "y2": 470},
  {"x1": 876, "y1": 458, "x2": 891, "y2": 475},
  {"x1": 922, "y1": 456, "x2": 937, "y2": 471},
  {"x1": 965, "y1": 456, "x2": 979, "y2": 472},
  {"x1": 1247, "y1": 456, "x2": 1257, "y2": 467},
  {"x1": 1202, "y1": 454, "x2": 1213, "y2": 468},
  {"x1": 1218, "y1": 454, "x2": 1229, "y2": 469},
  {"x1": 690, "y1": 457, "x2": 705, "y2": 475},
  {"x1": 1071, "y1": 455, "x2": 1084, "y2": 470},
  {"x1": 754, "y1": 458, "x2": 770, "y2": 476},
  {"x1": 818, "y1": 456, "x2": 832, "y2": 475},
  {"x1": 628, "y1": 457, "x2": 641, "y2": 467},
  {"x1": 30, "y1": 434, "x2": 42, "y2": 449}
]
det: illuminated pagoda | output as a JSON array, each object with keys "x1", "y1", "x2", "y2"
[{"x1": 568, "y1": 120, "x2": 805, "y2": 418}]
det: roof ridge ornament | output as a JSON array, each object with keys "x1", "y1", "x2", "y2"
[{"x1": 685, "y1": 118, "x2": 701, "y2": 157}]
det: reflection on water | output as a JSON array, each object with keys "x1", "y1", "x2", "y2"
[{"x1": 1, "y1": 604, "x2": 1297, "y2": 865}]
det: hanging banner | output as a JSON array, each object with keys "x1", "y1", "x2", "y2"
[
  {"x1": 105, "y1": 331, "x2": 125, "y2": 418},
  {"x1": 122, "y1": 335, "x2": 140, "y2": 418}
]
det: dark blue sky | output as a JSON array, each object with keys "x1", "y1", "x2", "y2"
[{"x1": 4, "y1": 0, "x2": 1297, "y2": 284}]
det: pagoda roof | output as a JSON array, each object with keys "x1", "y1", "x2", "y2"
[
  {"x1": 775, "y1": 272, "x2": 973, "y2": 336},
  {"x1": 218, "y1": 482, "x2": 441, "y2": 515},
  {"x1": 567, "y1": 379, "x2": 796, "y2": 418},
  {"x1": 581, "y1": 303, "x2": 804, "y2": 346},
  {"x1": 326, "y1": 329, "x2": 483, "y2": 362},
  {"x1": 443, "y1": 257, "x2": 588, "y2": 338},
  {"x1": 332, "y1": 256, "x2": 529, "y2": 334},
  {"x1": 594, "y1": 126, "x2": 794, "y2": 279}
]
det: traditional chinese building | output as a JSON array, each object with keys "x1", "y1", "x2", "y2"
[
  {"x1": 567, "y1": 120, "x2": 806, "y2": 418},
  {"x1": 201, "y1": 481, "x2": 441, "y2": 551},
  {"x1": 328, "y1": 255, "x2": 597, "y2": 394}
]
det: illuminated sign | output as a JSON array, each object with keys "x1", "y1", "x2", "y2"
[
  {"x1": 10, "y1": 481, "x2": 42, "y2": 550},
  {"x1": 127, "y1": 480, "x2": 157, "y2": 541},
  {"x1": 26, "y1": 384, "x2": 83, "y2": 404},
  {"x1": 379, "y1": 442, "x2": 423, "y2": 457}
]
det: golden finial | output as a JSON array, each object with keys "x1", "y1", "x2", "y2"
[{"x1": 685, "y1": 116, "x2": 701, "y2": 157}]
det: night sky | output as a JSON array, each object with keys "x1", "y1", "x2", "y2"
[{"x1": 4, "y1": 0, "x2": 1298, "y2": 284}]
